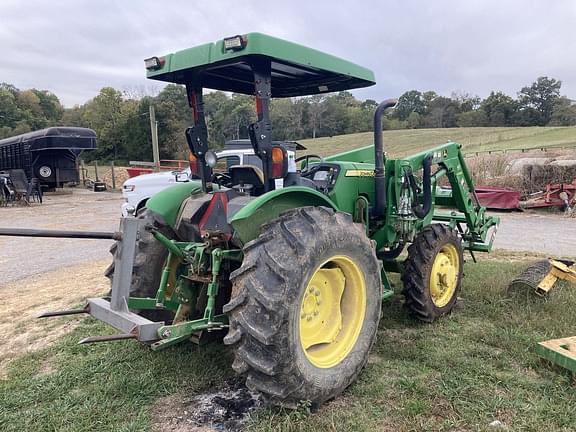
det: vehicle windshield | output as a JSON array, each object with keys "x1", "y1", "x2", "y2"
[{"x1": 215, "y1": 155, "x2": 241, "y2": 173}]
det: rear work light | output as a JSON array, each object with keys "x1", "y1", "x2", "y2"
[
  {"x1": 188, "y1": 152, "x2": 199, "y2": 177},
  {"x1": 271, "y1": 146, "x2": 287, "y2": 179},
  {"x1": 144, "y1": 56, "x2": 164, "y2": 71},
  {"x1": 224, "y1": 35, "x2": 247, "y2": 51}
]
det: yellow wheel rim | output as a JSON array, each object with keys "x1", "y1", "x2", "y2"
[
  {"x1": 299, "y1": 256, "x2": 366, "y2": 369},
  {"x1": 429, "y1": 244, "x2": 460, "y2": 308}
]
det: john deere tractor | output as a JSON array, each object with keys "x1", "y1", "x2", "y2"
[{"x1": 33, "y1": 33, "x2": 499, "y2": 406}]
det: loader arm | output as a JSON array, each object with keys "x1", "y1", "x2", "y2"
[{"x1": 371, "y1": 142, "x2": 499, "y2": 252}]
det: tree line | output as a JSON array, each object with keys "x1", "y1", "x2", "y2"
[{"x1": 0, "y1": 77, "x2": 574, "y2": 162}]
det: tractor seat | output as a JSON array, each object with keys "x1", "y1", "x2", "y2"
[{"x1": 229, "y1": 165, "x2": 265, "y2": 195}]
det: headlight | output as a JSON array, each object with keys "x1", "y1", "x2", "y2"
[
  {"x1": 144, "y1": 56, "x2": 165, "y2": 70},
  {"x1": 224, "y1": 35, "x2": 247, "y2": 51},
  {"x1": 205, "y1": 150, "x2": 218, "y2": 168},
  {"x1": 123, "y1": 184, "x2": 135, "y2": 192}
]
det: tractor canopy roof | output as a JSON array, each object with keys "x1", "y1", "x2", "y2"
[{"x1": 145, "y1": 33, "x2": 376, "y2": 97}]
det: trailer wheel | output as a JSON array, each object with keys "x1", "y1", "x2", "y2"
[
  {"x1": 38, "y1": 165, "x2": 52, "y2": 178},
  {"x1": 224, "y1": 207, "x2": 381, "y2": 407},
  {"x1": 401, "y1": 224, "x2": 464, "y2": 322},
  {"x1": 105, "y1": 209, "x2": 175, "y2": 322}
]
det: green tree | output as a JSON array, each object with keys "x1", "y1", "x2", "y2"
[
  {"x1": 221, "y1": 94, "x2": 254, "y2": 141},
  {"x1": 271, "y1": 98, "x2": 306, "y2": 140},
  {"x1": 424, "y1": 96, "x2": 460, "y2": 128},
  {"x1": 395, "y1": 90, "x2": 426, "y2": 121},
  {"x1": 406, "y1": 111, "x2": 422, "y2": 129},
  {"x1": 320, "y1": 94, "x2": 350, "y2": 136},
  {"x1": 33, "y1": 90, "x2": 64, "y2": 123},
  {"x1": 0, "y1": 83, "x2": 64, "y2": 138},
  {"x1": 518, "y1": 76, "x2": 561, "y2": 125},
  {"x1": 121, "y1": 98, "x2": 153, "y2": 161},
  {"x1": 82, "y1": 87, "x2": 125, "y2": 160},
  {"x1": 204, "y1": 91, "x2": 232, "y2": 146},
  {"x1": 0, "y1": 86, "x2": 19, "y2": 134},
  {"x1": 451, "y1": 92, "x2": 480, "y2": 112},
  {"x1": 549, "y1": 97, "x2": 576, "y2": 126},
  {"x1": 154, "y1": 84, "x2": 190, "y2": 158},
  {"x1": 457, "y1": 110, "x2": 488, "y2": 127},
  {"x1": 306, "y1": 95, "x2": 326, "y2": 139},
  {"x1": 480, "y1": 92, "x2": 518, "y2": 126}
]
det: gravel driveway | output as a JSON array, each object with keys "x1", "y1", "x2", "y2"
[
  {"x1": 0, "y1": 190, "x2": 574, "y2": 287},
  {"x1": 493, "y1": 211, "x2": 575, "y2": 257},
  {"x1": 0, "y1": 189, "x2": 122, "y2": 286}
]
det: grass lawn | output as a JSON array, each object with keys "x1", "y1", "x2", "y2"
[
  {"x1": 1, "y1": 256, "x2": 575, "y2": 432},
  {"x1": 300, "y1": 126, "x2": 576, "y2": 159}
]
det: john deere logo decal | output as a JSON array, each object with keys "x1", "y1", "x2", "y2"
[{"x1": 345, "y1": 169, "x2": 374, "y2": 177}]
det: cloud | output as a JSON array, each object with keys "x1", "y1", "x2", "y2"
[{"x1": 0, "y1": 0, "x2": 574, "y2": 106}]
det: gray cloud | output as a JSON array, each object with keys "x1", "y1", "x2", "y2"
[{"x1": 1, "y1": 0, "x2": 574, "y2": 106}]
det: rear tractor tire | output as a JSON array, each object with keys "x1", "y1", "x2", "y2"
[
  {"x1": 224, "y1": 207, "x2": 382, "y2": 407},
  {"x1": 401, "y1": 224, "x2": 464, "y2": 322}
]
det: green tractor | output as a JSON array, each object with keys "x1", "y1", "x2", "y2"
[{"x1": 42, "y1": 33, "x2": 499, "y2": 406}]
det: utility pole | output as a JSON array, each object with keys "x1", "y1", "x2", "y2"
[{"x1": 149, "y1": 104, "x2": 160, "y2": 172}]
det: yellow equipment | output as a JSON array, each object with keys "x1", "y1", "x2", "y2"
[{"x1": 509, "y1": 259, "x2": 576, "y2": 296}]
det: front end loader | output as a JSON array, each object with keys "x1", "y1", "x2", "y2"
[{"x1": 1, "y1": 33, "x2": 499, "y2": 406}]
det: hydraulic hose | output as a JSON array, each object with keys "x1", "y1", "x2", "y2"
[
  {"x1": 373, "y1": 99, "x2": 398, "y2": 218},
  {"x1": 412, "y1": 154, "x2": 433, "y2": 218}
]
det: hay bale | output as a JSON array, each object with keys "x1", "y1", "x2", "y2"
[
  {"x1": 550, "y1": 160, "x2": 576, "y2": 168},
  {"x1": 505, "y1": 157, "x2": 553, "y2": 176},
  {"x1": 521, "y1": 160, "x2": 576, "y2": 194}
]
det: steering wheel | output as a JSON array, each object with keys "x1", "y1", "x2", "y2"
[
  {"x1": 296, "y1": 154, "x2": 323, "y2": 177},
  {"x1": 212, "y1": 172, "x2": 232, "y2": 187}
]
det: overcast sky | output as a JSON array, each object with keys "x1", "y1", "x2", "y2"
[{"x1": 1, "y1": 0, "x2": 574, "y2": 107}]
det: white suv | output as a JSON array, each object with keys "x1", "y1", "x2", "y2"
[{"x1": 121, "y1": 148, "x2": 259, "y2": 216}]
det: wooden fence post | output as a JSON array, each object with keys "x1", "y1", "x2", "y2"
[
  {"x1": 80, "y1": 159, "x2": 86, "y2": 184},
  {"x1": 111, "y1": 161, "x2": 116, "y2": 189}
]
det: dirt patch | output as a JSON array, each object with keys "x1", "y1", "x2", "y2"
[
  {"x1": 480, "y1": 249, "x2": 548, "y2": 262},
  {"x1": 151, "y1": 378, "x2": 262, "y2": 432},
  {"x1": 0, "y1": 259, "x2": 109, "y2": 375}
]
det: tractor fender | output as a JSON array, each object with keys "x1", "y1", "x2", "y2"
[
  {"x1": 230, "y1": 187, "x2": 339, "y2": 244},
  {"x1": 145, "y1": 182, "x2": 203, "y2": 228}
]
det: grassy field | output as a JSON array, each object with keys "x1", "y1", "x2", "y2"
[
  {"x1": 300, "y1": 127, "x2": 576, "y2": 158},
  {"x1": 1, "y1": 255, "x2": 575, "y2": 432}
]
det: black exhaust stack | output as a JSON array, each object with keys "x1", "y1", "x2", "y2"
[{"x1": 373, "y1": 99, "x2": 398, "y2": 218}]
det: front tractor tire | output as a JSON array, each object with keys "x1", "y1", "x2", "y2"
[
  {"x1": 401, "y1": 224, "x2": 464, "y2": 322},
  {"x1": 224, "y1": 207, "x2": 382, "y2": 407}
]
